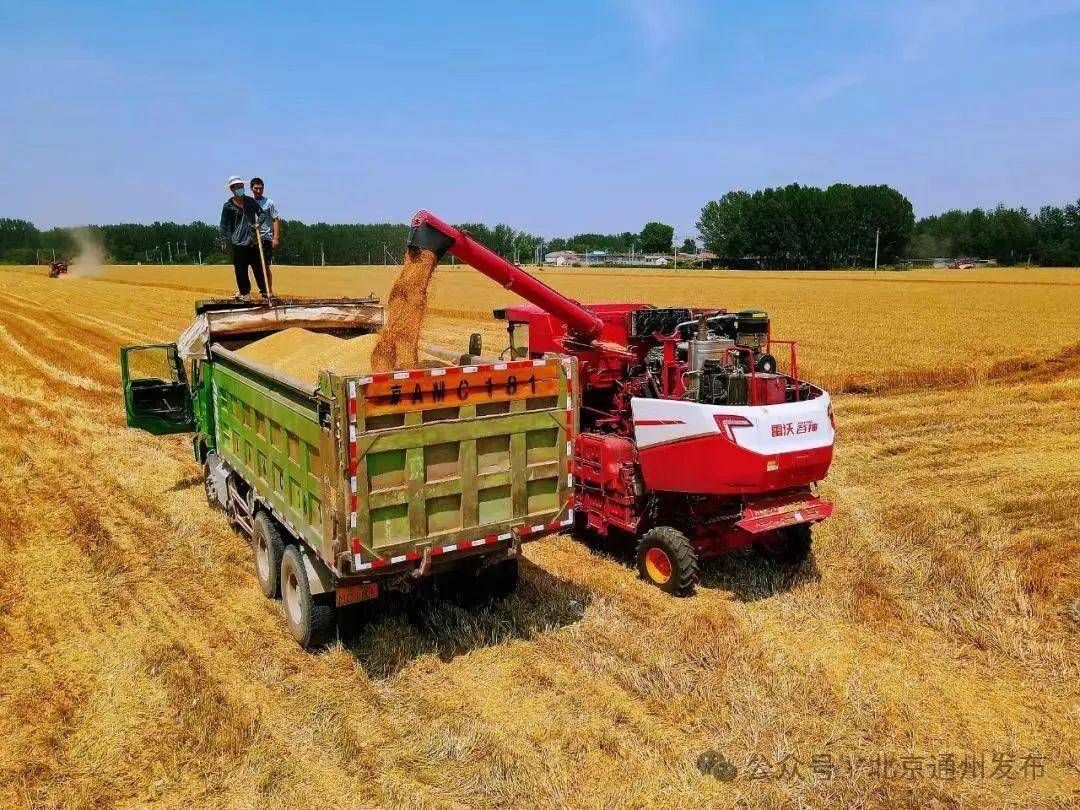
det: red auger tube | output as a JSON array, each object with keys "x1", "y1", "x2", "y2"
[{"x1": 408, "y1": 210, "x2": 604, "y2": 341}]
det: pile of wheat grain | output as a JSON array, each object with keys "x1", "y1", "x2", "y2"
[
  {"x1": 370, "y1": 246, "x2": 439, "y2": 372},
  {"x1": 235, "y1": 327, "x2": 379, "y2": 384}
]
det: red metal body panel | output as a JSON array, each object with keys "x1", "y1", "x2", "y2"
[
  {"x1": 636, "y1": 432, "x2": 834, "y2": 495},
  {"x1": 735, "y1": 491, "x2": 834, "y2": 534},
  {"x1": 750, "y1": 373, "x2": 788, "y2": 405},
  {"x1": 573, "y1": 432, "x2": 640, "y2": 534},
  {"x1": 687, "y1": 488, "x2": 832, "y2": 558}
]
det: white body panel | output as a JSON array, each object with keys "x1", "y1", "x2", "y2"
[{"x1": 631, "y1": 393, "x2": 834, "y2": 455}]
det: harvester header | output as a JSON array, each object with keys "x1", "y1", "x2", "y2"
[{"x1": 408, "y1": 210, "x2": 604, "y2": 340}]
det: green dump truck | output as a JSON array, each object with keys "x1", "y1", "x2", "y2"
[{"x1": 120, "y1": 298, "x2": 576, "y2": 647}]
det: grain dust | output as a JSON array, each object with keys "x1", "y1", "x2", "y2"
[{"x1": 370, "y1": 246, "x2": 439, "y2": 372}]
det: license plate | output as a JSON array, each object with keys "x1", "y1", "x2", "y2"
[{"x1": 336, "y1": 582, "x2": 378, "y2": 607}]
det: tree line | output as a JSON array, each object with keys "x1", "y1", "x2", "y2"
[
  {"x1": 697, "y1": 183, "x2": 915, "y2": 268},
  {"x1": 3, "y1": 188, "x2": 1079, "y2": 268},
  {"x1": 696, "y1": 184, "x2": 1080, "y2": 268},
  {"x1": 545, "y1": 221, "x2": 677, "y2": 255},
  {"x1": 908, "y1": 203, "x2": 1080, "y2": 266},
  {"x1": 0, "y1": 218, "x2": 543, "y2": 267}
]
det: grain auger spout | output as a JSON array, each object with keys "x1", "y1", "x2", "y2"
[{"x1": 407, "y1": 210, "x2": 605, "y2": 341}]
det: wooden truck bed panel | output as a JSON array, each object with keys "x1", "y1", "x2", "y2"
[
  {"x1": 342, "y1": 358, "x2": 577, "y2": 574},
  {"x1": 212, "y1": 362, "x2": 328, "y2": 549}
]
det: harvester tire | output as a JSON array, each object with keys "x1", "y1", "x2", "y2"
[
  {"x1": 280, "y1": 546, "x2": 336, "y2": 649},
  {"x1": 636, "y1": 527, "x2": 698, "y2": 596},
  {"x1": 755, "y1": 523, "x2": 812, "y2": 566},
  {"x1": 252, "y1": 512, "x2": 285, "y2": 599}
]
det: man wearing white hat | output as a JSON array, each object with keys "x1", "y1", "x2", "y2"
[{"x1": 218, "y1": 175, "x2": 268, "y2": 298}]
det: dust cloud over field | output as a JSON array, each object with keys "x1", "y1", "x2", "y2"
[
  {"x1": 0, "y1": 263, "x2": 1077, "y2": 806},
  {"x1": 67, "y1": 228, "x2": 106, "y2": 278}
]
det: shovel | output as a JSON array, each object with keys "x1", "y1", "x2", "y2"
[{"x1": 253, "y1": 208, "x2": 275, "y2": 303}]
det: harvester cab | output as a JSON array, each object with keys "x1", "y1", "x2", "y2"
[{"x1": 407, "y1": 210, "x2": 836, "y2": 595}]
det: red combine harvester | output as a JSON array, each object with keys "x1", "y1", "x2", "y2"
[
  {"x1": 49, "y1": 260, "x2": 69, "y2": 278},
  {"x1": 408, "y1": 211, "x2": 835, "y2": 594}
]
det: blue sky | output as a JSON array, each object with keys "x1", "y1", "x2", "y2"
[{"x1": 3, "y1": 0, "x2": 1079, "y2": 239}]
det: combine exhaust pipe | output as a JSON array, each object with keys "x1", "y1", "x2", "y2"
[{"x1": 408, "y1": 210, "x2": 604, "y2": 341}]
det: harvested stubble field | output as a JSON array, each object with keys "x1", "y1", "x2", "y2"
[{"x1": 0, "y1": 262, "x2": 1077, "y2": 807}]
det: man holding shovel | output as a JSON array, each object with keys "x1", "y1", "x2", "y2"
[
  {"x1": 250, "y1": 177, "x2": 280, "y2": 297},
  {"x1": 219, "y1": 175, "x2": 269, "y2": 299}
]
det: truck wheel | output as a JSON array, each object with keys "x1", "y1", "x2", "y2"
[
  {"x1": 252, "y1": 512, "x2": 285, "y2": 599},
  {"x1": 755, "y1": 523, "x2": 812, "y2": 566},
  {"x1": 280, "y1": 546, "x2": 336, "y2": 649},
  {"x1": 636, "y1": 527, "x2": 698, "y2": 596}
]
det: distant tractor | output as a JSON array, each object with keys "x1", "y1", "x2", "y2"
[{"x1": 49, "y1": 261, "x2": 69, "y2": 278}]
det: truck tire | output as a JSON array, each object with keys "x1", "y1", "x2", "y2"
[
  {"x1": 754, "y1": 523, "x2": 812, "y2": 566},
  {"x1": 252, "y1": 511, "x2": 285, "y2": 599},
  {"x1": 280, "y1": 545, "x2": 336, "y2": 649},
  {"x1": 636, "y1": 527, "x2": 698, "y2": 596}
]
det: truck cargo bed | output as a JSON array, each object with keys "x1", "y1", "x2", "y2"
[{"x1": 207, "y1": 346, "x2": 577, "y2": 581}]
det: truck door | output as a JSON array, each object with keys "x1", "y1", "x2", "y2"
[{"x1": 120, "y1": 344, "x2": 196, "y2": 435}]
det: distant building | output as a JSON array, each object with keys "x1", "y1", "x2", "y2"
[
  {"x1": 543, "y1": 250, "x2": 580, "y2": 266},
  {"x1": 906, "y1": 257, "x2": 1000, "y2": 269}
]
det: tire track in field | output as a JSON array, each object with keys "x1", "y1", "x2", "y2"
[
  {"x1": 0, "y1": 284, "x2": 190, "y2": 342},
  {"x1": 0, "y1": 307, "x2": 121, "y2": 371},
  {"x1": 0, "y1": 324, "x2": 107, "y2": 393},
  {"x1": 0, "y1": 404, "x2": 369, "y2": 803},
  {"x1": 0, "y1": 291, "x2": 157, "y2": 352}
]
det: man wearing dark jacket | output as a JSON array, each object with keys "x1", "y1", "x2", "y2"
[{"x1": 219, "y1": 175, "x2": 267, "y2": 298}]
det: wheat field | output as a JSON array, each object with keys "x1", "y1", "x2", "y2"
[{"x1": 0, "y1": 263, "x2": 1077, "y2": 808}]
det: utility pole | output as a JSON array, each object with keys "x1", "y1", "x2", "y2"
[
  {"x1": 320, "y1": 242, "x2": 325, "y2": 266},
  {"x1": 673, "y1": 234, "x2": 677, "y2": 271},
  {"x1": 166, "y1": 242, "x2": 172, "y2": 263},
  {"x1": 874, "y1": 228, "x2": 880, "y2": 271},
  {"x1": 198, "y1": 250, "x2": 202, "y2": 265}
]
